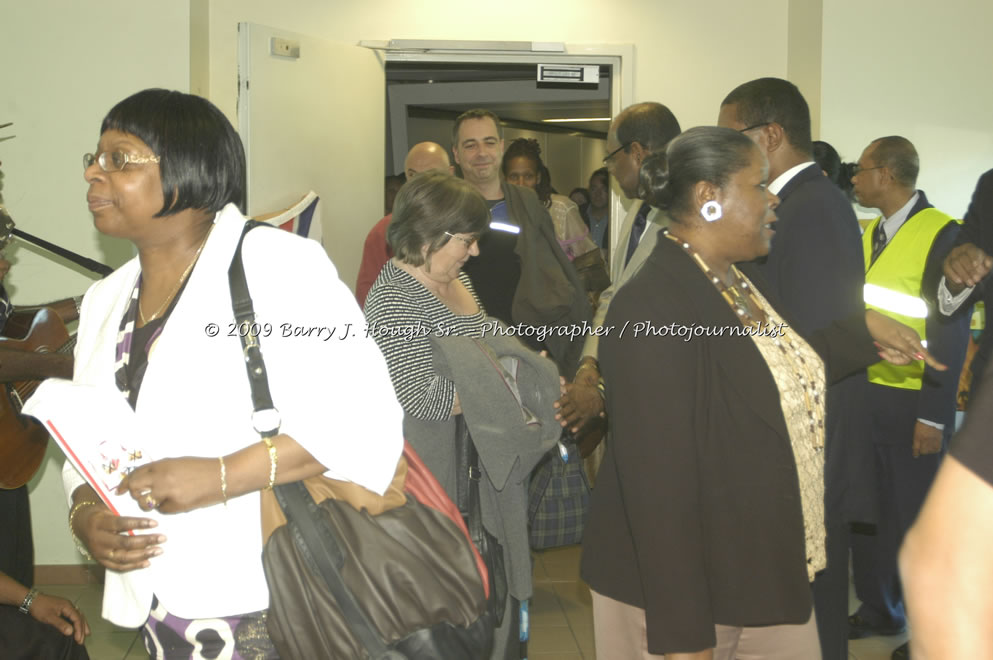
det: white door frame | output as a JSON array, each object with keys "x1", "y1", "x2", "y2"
[{"x1": 367, "y1": 43, "x2": 634, "y2": 259}]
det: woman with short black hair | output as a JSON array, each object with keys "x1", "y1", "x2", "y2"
[{"x1": 64, "y1": 88, "x2": 404, "y2": 658}]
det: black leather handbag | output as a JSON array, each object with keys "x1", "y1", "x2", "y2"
[{"x1": 228, "y1": 221, "x2": 496, "y2": 659}]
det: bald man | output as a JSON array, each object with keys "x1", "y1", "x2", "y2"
[{"x1": 354, "y1": 142, "x2": 453, "y2": 307}]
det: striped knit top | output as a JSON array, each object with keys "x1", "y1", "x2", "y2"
[{"x1": 364, "y1": 260, "x2": 488, "y2": 420}]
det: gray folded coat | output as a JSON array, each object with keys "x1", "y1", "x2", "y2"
[{"x1": 402, "y1": 328, "x2": 560, "y2": 601}]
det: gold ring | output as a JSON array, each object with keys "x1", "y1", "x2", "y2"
[
  {"x1": 145, "y1": 495, "x2": 158, "y2": 509},
  {"x1": 108, "y1": 549, "x2": 115, "y2": 560}
]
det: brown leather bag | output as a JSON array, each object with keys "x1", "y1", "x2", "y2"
[
  {"x1": 262, "y1": 444, "x2": 495, "y2": 659},
  {"x1": 229, "y1": 221, "x2": 495, "y2": 659}
]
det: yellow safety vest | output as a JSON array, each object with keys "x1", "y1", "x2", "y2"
[{"x1": 862, "y1": 208, "x2": 958, "y2": 390}]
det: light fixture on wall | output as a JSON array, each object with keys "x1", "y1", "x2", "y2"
[
  {"x1": 541, "y1": 118, "x2": 611, "y2": 123},
  {"x1": 361, "y1": 40, "x2": 565, "y2": 53}
]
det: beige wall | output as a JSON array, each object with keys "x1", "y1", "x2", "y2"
[
  {"x1": 2, "y1": 1, "x2": 189, "y2": 566},
  {"x1": 821, "y1": 0, "x2": 993, "y2": 217},
  {"x1": 204, "y1": 0, "x2": 790, "y2": 131}
]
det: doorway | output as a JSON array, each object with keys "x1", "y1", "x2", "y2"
[{"x1": 385, "y1": 61, "x2": 611, "y2": 202}]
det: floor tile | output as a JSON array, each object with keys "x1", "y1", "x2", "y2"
[
  {"x1": 529, "y1": 625, "x2": 582, "y2": 655},
  {"x1": 74, "y1": 586, "x2": 137, "y2": 634},
  {"x1": 532, "y1": 552, "x2": 551, "y2": 583},
  {"x1": 531, "y1": 583, "x2": 569, "y2": 628},
  {"x1": 83, "y1": 630, "x2": 140, "y2": 660},
  {"x1": 40, "y1": 584, "x2": 91, "y2": 606},
  {"x1": 849, "y1": 634, "x2": 908, "y2": 660},
  {"x1": 125, "y1": 636, "x2": 151, "y2": 659},
  {"x1": 537, "y1": 545, "x2": 583, "y2": 582}
]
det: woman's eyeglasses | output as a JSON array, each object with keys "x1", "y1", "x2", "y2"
[
  {"x1": 83, "y1": 151, "x2": 160, "y2": 172},
  {"x1": 444, "y1": 232, "x2": 479, "y2": 248}
]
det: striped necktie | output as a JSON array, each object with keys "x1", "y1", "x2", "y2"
[{"x1": 871, "y1": 221, "x2": 888, "y2": 263}]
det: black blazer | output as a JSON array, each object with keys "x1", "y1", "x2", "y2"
[
  {"x1": 580, "y1": 236, "x2": 877, "y2": 655},
  {"x1": 743, "y1": 164, "x2": 875, "y2": 521},
  {"x1": 932, "y1": 169, "x2": 993, "y2": 397},
  {"x1": 754, "y1": 163, "x2": 865, "y2": 335}
]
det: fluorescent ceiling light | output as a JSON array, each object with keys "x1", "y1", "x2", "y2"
[{"x1": 541, "y1": 117, "x2": 611, "y2": 123}]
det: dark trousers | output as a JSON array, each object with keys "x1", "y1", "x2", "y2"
[
  {"x1": 812, "y1": 516, "x2": 851, "y2": 660},
  {"x1": 850, "y1": 390, "x2": 943, "y2": 628},
  {"x1": 0, "y1": 604, "x2": 91, "y2": 660},
  {"x1": 0, "y1": 486, "x2": 34, "y2": 586}
]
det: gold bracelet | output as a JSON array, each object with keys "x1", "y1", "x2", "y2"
[
  {"x1": 68, "y1": 500, "x2": 99, "y2": 560},
  {"x1": 262, "y1": 436, "x2": 278, "y2": 490},
  {"x1": 576, "y1": 359, "x2": 599, "y2": 374},
  {"x1": 218, "y1": 456, "x2": 228, "y2": 503}
]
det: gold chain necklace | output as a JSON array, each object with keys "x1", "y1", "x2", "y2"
[
  {"x1": 138, "y1": 226, "x2": 213, "y2": 325},
  {"x1": 664, "y1": 230, "x2": 824, "y2": 434},
  {"x1": 663, "y1": 231, "x2": 762, "y2": 323}
]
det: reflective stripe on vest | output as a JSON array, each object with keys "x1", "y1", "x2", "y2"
[
  {"x1": 863, "y1": 283, "x2": 928, "y2": 319},
  {"x1": 862, "y1": 207, "x2": 958, "y2": 390}
]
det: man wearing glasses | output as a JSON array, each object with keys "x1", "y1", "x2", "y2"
[
  {"x1": 557, "y1": 102, "x2": 681, "y2": 469},
  {"x1": 718, "y1": 77, "x2": 867, "y2": 660},
  {"x1": 850, "y1": 135, "x2": 969, "y2": 660}
]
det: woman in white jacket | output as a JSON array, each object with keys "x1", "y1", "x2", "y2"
[{"x1": 65, "y1": 88, "x2": 404, "y2": 659}]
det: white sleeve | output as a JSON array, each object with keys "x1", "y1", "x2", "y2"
[
  {"x1": 243, "y1": 234, "x2": 404, "y2": 495},
  {"x1": 937, "y1": 276, "x2": 975, "y2": 316}
]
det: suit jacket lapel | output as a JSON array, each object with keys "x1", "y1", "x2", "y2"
[{"x1": 614, "y1": 200, "x2": 648, "y2": 280}]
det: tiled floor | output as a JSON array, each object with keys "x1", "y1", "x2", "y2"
[
  {"x1": 39, "y1": 583, "x2": 148, "y2": 659},
  {"x1": 45, "y1": 546, "x2": 908, "y2": 659}
]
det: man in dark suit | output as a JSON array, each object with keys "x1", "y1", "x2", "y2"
[
  {"x1": 718, "y1": 77, "x2": 868, "y2": 660},
  {"x1": 935, "y1": 168, "x2": 993, "y2": 399},
  {"x1": 850, "y1": 136, "x2": 970, "y2": 660}
]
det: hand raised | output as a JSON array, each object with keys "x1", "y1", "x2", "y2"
[
  {"x1": 943, "y1": 243, "x2": 993, "y2": 290},
  {"x1": 866, "y1": 310, "x2": 947, "y2": 372}
]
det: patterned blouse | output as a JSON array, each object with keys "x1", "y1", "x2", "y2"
[
  {"x1": 746, "y1": 280, "x2": 828, "y2": 580},
  {"x1": 364, "y1": 260, "x2": 488, "y2": 420}
]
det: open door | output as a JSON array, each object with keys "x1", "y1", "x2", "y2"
[{"x1": 238, "y1": 23, "x2": 384, "y2": 291}]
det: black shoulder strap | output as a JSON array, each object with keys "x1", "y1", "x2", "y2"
[
  {"x1": 228, "y1": 220, "x2": 280, "y2": 435},
  {"x1": 227, "y1": 221, "x2": 400, "y2": 660}
]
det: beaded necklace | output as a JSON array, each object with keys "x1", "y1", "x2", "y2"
[{"x1": 664, "y1": 230, "x2": 825, "y2": 434}]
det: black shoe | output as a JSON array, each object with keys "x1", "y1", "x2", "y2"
[
  {"x1": 891, "y1": 641, "x2": 910, "y2": 659},
  {"x1": 847, "y1": 613, "x2": 906, "y2": 639}
]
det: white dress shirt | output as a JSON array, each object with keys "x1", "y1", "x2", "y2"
[{"x1": 769, "y1": 161, "x2": 816, "y2": 196}]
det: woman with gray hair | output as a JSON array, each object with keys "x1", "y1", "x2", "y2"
[
  {"x1": 365, "y1": 170, "x2": 560, "y2": 659},
  {"x1": 364, "y1": 171, "x2": 490, "y2": 419},
  {"x1": 580, "y1": 126, "x2": 943, "y2": 659}
]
